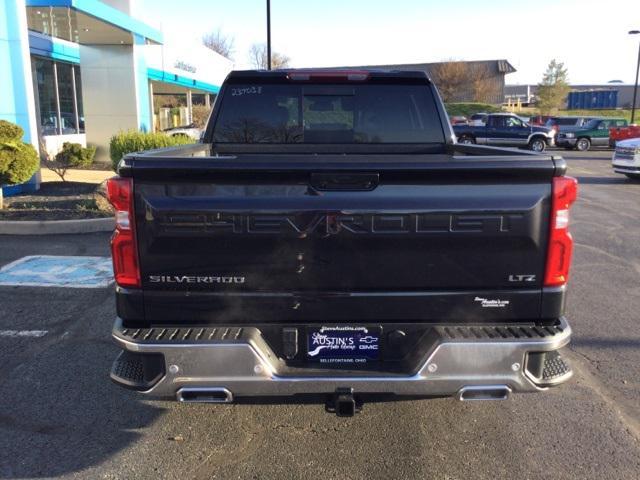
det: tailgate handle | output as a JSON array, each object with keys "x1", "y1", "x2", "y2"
[{"x1": 310, "y1": 173, "x2": 379, "y2": 191}]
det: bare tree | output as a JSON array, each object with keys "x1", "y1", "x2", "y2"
[
  {"x1": 429, "y1": 61, "x2": 470, "y2": 103},
  {"x1": 191, "y1": 104, "x2": 212, "y2": 129},
  {"x1": 470, "y1": 65, "x2": 495, "y2": 103},
  {"x1": 40, "y1": 138, "x2": 95, "y2": 182},
  {"x1": 39, "y1": 138, "x2": 67, "y2": 182},
  {"x1": 248, "y1": 43, "x2": 291, "y2": 69},
  {"x1": 202, "y1": 28, "x2": 235, "y2": 59}
]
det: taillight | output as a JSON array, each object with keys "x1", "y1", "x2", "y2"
[
  {"x1": 106, "y1": 177, "x2": 140, "y2": 288},
  {"x1": 544, "y1": 176, "x2": 578, "y2": 287}
]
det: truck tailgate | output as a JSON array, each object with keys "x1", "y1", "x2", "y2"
[{"x1": 127, "y1": 154, "x2": 556, "y2": 324}]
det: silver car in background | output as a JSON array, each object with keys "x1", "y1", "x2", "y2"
[
  {"x1": 163, "y1": 123, "x2": 203, "y2": 141},
  {"x1": 612, "y1": 138, "x2": 640, "y2": 180}
]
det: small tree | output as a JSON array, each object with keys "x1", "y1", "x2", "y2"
[
  {"x1": 202, "y1": 28, "x2": 235, "y2": 59},
  {"x1": 43, "y1": 142, "x2": 96, "y2": 182},
  {"x1": 0, "y1": 120, "x2": 39, "y2": 209},
  {"x1": 536, "y1": 59, "x2": 570, "y2": 115},
  {"x1": 248, "y1": 43, "x2": 290, "y2": 69}
]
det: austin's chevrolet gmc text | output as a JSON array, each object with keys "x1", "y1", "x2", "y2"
[{"x1": 108, "y1": 70, "x2": 577, "y2": 416}]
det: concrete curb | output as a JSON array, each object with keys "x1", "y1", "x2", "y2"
[{"x1": 0, "y1": 217, "x2": 114, "y2": 235}]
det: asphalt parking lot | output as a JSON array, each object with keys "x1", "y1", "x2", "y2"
[{"x1": 0, "y1": 148, "x2": 638, "y2": 480}]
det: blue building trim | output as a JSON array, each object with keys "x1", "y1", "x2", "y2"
[
  {"x1": 26, "y1": 0, "x2": 164, "y2": 44},
  {"x1": 133, "y1": 33, "x2": 150, "y2": 132},
  {"x1": 147, "y1": 68, "x2": 220, "y2": 94},
  {"x1": 28, "y1": 32, "x2": 80, "y2": 63},
  {"x1": 2, "y1": 182, "x2": 37, "y2": 196},
  {"x1": 1, "y1": 0, "x2": 39, "y2": 197},
  {"x1": 1, "y1": 0, "x2": 34, "y2": 138}
]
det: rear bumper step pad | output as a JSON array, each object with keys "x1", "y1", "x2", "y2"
[{"x1": 111, "y1": 318, "x2": 572, "y2": 398}]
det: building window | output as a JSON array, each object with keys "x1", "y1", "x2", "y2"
[
  {"x1": 74, "y1": 67, "x2": 85, "y2": 133},
  {"x1": 56, "y1": 63, "x2": 76, "y2": 134},
  {"x1": 34, "y1": 58, "x2": 58, "y2": 135},
  {"x1": 32, "y1": 57, "x2": 84, "y2": 135}
]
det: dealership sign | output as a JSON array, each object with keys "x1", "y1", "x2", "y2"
[
  {"x1": 145, "y1": 37, "x2": 233, "y2": 87},
  {"x1": 174, "y1": 60, "x2": 197, "y2": 74}
]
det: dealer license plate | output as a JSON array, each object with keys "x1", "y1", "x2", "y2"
[{"x1": 306, "y1": 326, "x2": 380, "y2": 365}]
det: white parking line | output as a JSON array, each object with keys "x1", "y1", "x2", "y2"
[{"x1": 0, "y1": 330, "x2": 48, "y2": 338}]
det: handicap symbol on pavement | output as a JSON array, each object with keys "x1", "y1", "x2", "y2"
[{"x1": 0, "y1": 255, "x2": 114, "y2": 288}]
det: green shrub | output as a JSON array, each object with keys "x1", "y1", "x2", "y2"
[
  {"x1": 55, "y1": 142, "x2": 96, "y2": 168},
  {"x1": 445, "y1": 102, "x2": 502, "y2": 117},
  {"x1": 0, "y1": 142, "x2": 39, "y2": 185},
  {"x1": 0, "y1": 120, "x2": 24, "y2": 143},
  {"x1": 109, "y1": 130, "x2": 194, "y2": 171}
]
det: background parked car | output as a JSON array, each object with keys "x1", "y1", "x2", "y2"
[
  {"x1": 163, "y1": 124, "x2": 202, "y2": 141},
  {"x1": 545, "y1": 116, "x2": 597, "y2": 134},
  {"x1": 612, "y1": 137, "x2": 640, "y2": 180},
  {"x1": 528, "y1": 115, "x2": 554, "y2": 126},
  {"x1": 453, "y1": 113, "x2": 555, "y2": 151},
  {"x1": 449, "y1": 115, "x2": 468, "y2": 125},
  {"x1": 609, "y1": 124, "x2": 640, "y2": 147},
  {"x1": 556, "y1": 118, "x2": 628, "y2": 151},
  {"x1": 468, "y1": 113, "x2": 488, "y2": 126}
]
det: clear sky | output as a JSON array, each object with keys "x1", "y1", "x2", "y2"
[{"x1": 137, "y1": 0, "x2": 640, "y2": 85}]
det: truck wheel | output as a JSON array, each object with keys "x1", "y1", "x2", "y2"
[
  {"x1": 576, "y1": 138, "x2": 591, "y2": 151},
  {"x1": 529, "y1": 138, "x2": 546, "y2": 152},
  {"x1": 625, "y1": 173, "x2": 640, "y2": 181},
  {"x1": 458, "y1": 136, "x2": 475, "y2": 145}
]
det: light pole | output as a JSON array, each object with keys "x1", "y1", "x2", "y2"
[
  {"x1": 266, "y1": 0, "x2": 272, "y2": 70},
  {"x1": 630, "y1": 30, "x2": 640, "y2": 124}
]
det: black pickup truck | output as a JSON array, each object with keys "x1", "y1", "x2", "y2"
[
  {"x1": 107, "y1": 70, "x2": 576, "y2": 416},
  {"x1": 454, "y1": 113, "x2": 556, "y2": 152}
]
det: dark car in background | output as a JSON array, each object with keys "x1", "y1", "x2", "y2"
[
  {"x1": 453, "y1": 113, "x2": 555, "y2": 151},
  {"x1": 556, "y1": 118, "x2": 628, "y2": 151},
  {"x1": 545, "y1": 116, "x2": 597, "y2": 133}
]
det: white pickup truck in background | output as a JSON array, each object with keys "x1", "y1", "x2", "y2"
[{"x1": 612, "y1": 138, "x2": 640, "y2": 180}]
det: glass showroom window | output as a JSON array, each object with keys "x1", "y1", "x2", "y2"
[
  {"x1": 74, "y1": 66, "x2": 85, "y2": 133},
  {"x1": 34, "y1": 58, "x2": 58, "y2": 135},
  {"x1": 32, "y1": 57, "x2": 84, "y2": 135}
]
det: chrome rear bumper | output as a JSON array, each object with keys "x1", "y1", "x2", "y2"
[{"x1": 111, "y1": 318, "x2": 572, "y2": 400}]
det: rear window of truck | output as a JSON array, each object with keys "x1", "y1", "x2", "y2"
[{"x1": 212, "y1": 84, "x2": 444, "y2": 144}]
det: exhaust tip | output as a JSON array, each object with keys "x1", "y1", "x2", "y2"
[
  {"x1": 177, "y1": 387, "x2": 234, "y2": 403},
  {"x1": 457, "y1": 385, "x2": 511, "y2": 401}
]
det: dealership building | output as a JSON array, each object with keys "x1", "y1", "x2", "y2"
[{"x1": 1, "y1": 0, "x2": 233, "y2": 195}]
